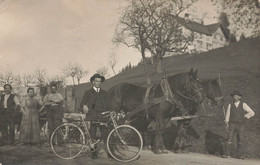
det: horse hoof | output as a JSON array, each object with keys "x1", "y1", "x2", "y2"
[
  {"x1": 147, "y1": 145, "x2": 152, "y2": 150},
  {"x1": 160, "y1": 149, "x2": 168, "y2": 154},
  {"x1": 175, "y1": 149, "x2": 182, "y2": 153},
  {"x1": 153, "y1": 150, "x2": 162, "y2": 154}
]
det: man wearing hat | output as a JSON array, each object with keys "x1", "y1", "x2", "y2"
[
  {"x1": 223, "y1": 91, "x2": 255, "y2": 159},
  {"x1": 80, "y1": 73, "x2": 111, "y2": 159}
]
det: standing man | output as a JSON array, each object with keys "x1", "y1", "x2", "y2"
[
  {"x1": 0, "y1": 84, "x2": 21, "y2": 146},
  {"x1": 223, "y1": 91, "x2": 255, "y2": 159},
  {"x1": 80, "y1": 73, "x2": 111, "y2": 159},
  {"x1": 43, "y1": 84, "x2": 64, "y2": 140}
]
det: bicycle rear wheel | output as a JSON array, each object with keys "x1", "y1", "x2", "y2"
[
  {"x1": 107, "y1": 125, "x2": 143, "y2": 162},
  {"x1": 50, "y1": 123, "x2": 85, "y2": 159}
]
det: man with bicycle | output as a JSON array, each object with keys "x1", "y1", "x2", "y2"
[{"x1": 80, "y1": 73, "x2": 111, "y2": 159}]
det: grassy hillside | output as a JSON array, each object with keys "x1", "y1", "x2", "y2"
[{"x1": 72, "y1": 38, "x2": 260, "y2": 158}]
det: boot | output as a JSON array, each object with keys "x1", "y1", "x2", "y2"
[
  {"x1": 238, "y1": 143, "x2": 245, "y2": 159},
  {"x1": 223, "y1": 142, "x2": 231, "y2": 158},
  {"x1": 91, "y1": 151, "x2": 98, "y2": 159}
]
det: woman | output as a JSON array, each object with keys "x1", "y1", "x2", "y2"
[{"x1": 20, "y1": 87, "x2": 41, "y2": 145}]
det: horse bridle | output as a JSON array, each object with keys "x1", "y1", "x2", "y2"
[
  {"x1": 177, "y1": 75, "x2": 203, "y2": 101},
  {"x1": 208, "y1": 81, "x2": 224, "y2": 102}
]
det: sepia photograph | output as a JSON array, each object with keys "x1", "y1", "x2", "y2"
[{"x1": 0, "y1": 0, "x2": 259, "y2": 164}]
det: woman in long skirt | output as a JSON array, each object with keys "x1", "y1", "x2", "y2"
[{"x1": 20, "y1": 87, "x2": 41, "y2": 145}]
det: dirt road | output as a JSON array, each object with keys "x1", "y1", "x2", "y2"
[{"x1": 0, "y1": 144, "x2": 259, "y2": 165}]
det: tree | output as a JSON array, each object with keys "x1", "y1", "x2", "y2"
[
  {"x1": 0, "y1": 70, "x2": 15, "y2": 86},
  {"x1": 213, "y1": 0, "x2": 260, "y2": 38},
  {"x1": 108, "y1": 53, "x2": 118, "y2": 76},
  {"x1": 114, "y1": 0, "x2": 195, "y2": 75},
  {"x1": 0, "y1": 0, "x2": 9, "y2": 14},
  {"x1": 33, "y1": 68, "x2": 48, "y2": 86},
  {"x1": 15, "y1": 74, "x2": 34, "y2": 87},
  {"x1": 62, "y1": 62, "x2": 88, "y2": 85},
  {"x1": 96, "y1": 67, "x2": 109, "y2": 78},
  {"x1": 239, "y1": 33, "x2": 246, "y2": 41},
  {"x1": 218, "y1": 12, "x2": 230, "y2": 37}
]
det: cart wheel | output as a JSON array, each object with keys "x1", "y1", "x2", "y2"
[
  {"x1": 107, "y1": 125, "x2": 143, "y2": 162},
  {"x1": 50, "y1": 123, "x2": 85, "y2": 159}
]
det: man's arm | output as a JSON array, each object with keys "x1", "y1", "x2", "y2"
[
  {"x1": 51, "y1": 93, "x2": 64, "y2": 103},
  {"x1": 14, "y1": 95, "x2": 21, "y2": 107},
  {"x1": 43, "y1": 94, "x2": 52, "y2": 106},
  {"x1": 243, "y1": 103, "x2": 255, "y2": 119},
  {"x1": 80, "y1": 91, "x2": 89, "y2": 113}
]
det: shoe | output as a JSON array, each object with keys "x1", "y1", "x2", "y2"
[
  {"x1": 107, "y1": 153, "x2": 113, "y2": 159},
  {"x1": 91, "y1": 152, "x2": 98, "y2": 159},
  {"x1": 238, "y1": 155, "x2": 245, "y2": 159},
  {"x1": 10, "y1": 143, "x2": 16, "y2": 146},
  {"x1": 222, "y1": 155, "x2": 231, "y2": 158}
]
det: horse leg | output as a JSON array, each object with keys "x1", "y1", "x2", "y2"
[
  {"x1": 159, "y1": 118, "x2": 171, "y2": 154},
  {"x1": 174, "y1": 121, "x2": 186, "y2": 153},
  {"x1": 153, "y1": 116, "x2": 164, "y2": 154},
  {"x1": 141, "y1": 131, "x2": 151, "y2": 150}
]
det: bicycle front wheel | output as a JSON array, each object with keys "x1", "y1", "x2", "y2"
[
  {"x1": 107, "y1": 125, "x2": 143, "y2": 162},
  {"x1": 50, "y1": 123, "x2": 85, "y2": 159}
]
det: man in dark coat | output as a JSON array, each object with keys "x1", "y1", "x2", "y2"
[
  {"x1": 0, "y1": 84, "x2": 21, "y2": 146},
  {"x1": 80, "y1": 73, "x2": 111, "y2": 159}
]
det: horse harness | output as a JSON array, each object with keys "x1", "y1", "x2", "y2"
[{"x1": 143, "y1": 78, "x2": 188, "y2": 119}]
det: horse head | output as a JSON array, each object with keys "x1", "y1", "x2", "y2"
[
  {"x1": 168, "y1": 68, "x2": 206, "y2": 108},
  {"x1": 202, "y1": 79, "x2": 224, "y2": 107},
  {"x1": 184, "y1": 68, "x2": 206, "y2": 104}
]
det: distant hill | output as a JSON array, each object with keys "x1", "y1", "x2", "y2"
[
  {"x1": 73, "y1": 37, "x2": 260, "y2": 104},
  {"x1": 70, "y1": 37, "x2": 260, "y2": 158}
]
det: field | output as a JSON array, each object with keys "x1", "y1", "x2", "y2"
[{"x1": 72, "y1": 38, "x2": 260, "y2": 158}]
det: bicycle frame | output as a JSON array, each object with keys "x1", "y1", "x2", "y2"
[{"x1": 76, "y1": 111, "x2": 118, "y2": 149}]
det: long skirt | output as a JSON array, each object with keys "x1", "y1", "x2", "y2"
[{"x1": 20, "y1": 109, "x2": 40, "y2": 143}]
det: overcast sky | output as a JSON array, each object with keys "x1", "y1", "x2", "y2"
[{"x1": 0, "y1": 0, "x2": 217, "y2": 85}]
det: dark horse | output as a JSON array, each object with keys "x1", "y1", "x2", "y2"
[
  {"x1": 108, "y1": 68, "x2": 206, "y2": 154},
  {"x1": 201, "y1": 79, "x2": 224, "y2": 106},
  {"x1": 173, "y1": 78, "x2": 224, "y2": 152}
]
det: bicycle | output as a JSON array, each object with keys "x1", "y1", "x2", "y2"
[{"x1": 50, "y1": 111, "x2": 143, "y2": 162}]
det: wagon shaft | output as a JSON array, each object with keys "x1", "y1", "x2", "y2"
[{"x1": 170, "y1": 114, "x2": 215, "y2": 121}]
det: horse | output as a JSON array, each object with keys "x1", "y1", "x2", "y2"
[
  {"x1": 173, "y1": 78, "x2": 224, "y2": 152},
  {"x1": 201, "y1": 79, "x2": 224, "y2": 106},
  {"x1": 108, "y1": 68, "x2": 206, "y2": 154}
]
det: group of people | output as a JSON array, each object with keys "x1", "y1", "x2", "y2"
[
  {"x1": 0, "y1": 83, "x2": 64, "y2": 146},
  {"x1": 0, "y1": 73, "x2": 256, "y2": 161}
]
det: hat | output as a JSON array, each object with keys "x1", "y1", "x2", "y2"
[
  {"x1": 230, "y1": 91, "x2": 243, "y2": 97},
  {"x1": 90, "y1": 74, "x2": 105, "y2": 83}
]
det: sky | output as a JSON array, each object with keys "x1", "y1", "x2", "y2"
[{"x1": 0, "y1": 0, "x2": 218, "y2": 85}]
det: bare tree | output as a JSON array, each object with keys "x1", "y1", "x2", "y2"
[
  {"x1": 114, "y1": 0, "x2": 195, "y2": 75},
  {"x1": 96, "y1": 67, "x2": 109, "y2": 78},
  {"x1": 108, "y1": 53, "x2": 118, "y2": 76},
  {"x1": 0, "y1": 70, "x2": 15, "y2": 86},
  {"x1": 34, "y1": 68, "x2": 48, "y2": 86},
  {"x1": 15, "y1": 74, "x2": 34, "y2": 87},
  {"x1": 62, "y1": 63, "x2": 88, "y2": 85},
  {"x1": 0, "y1": 0, "x2": 9, "y2": 14}
]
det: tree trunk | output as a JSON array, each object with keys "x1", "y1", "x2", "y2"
[
  {"x1": 142, "y1": 57, "x2": 151, "y2": 85},
  {"x1": 156, "y1": 56, "x2": 163, "y2": 74},
  {"x1": 151, "y1": 55, "x2": 154, "y2": 64},
  {"x1": 72, "y1": 77, "x2": 75, "y2": 85},
  {"x1": 112, "y1": 67, "x2": 116, "y2": 75}
]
